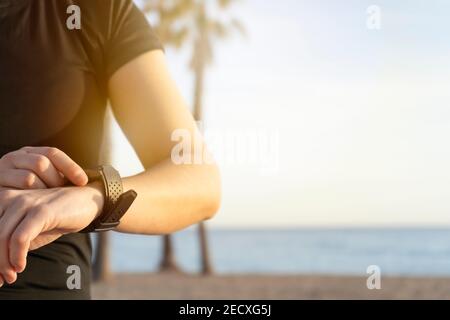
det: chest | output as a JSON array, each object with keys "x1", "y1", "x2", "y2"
[
  {"x1": 0, "y1": 1, "x2": 106, "y2": 164},
  {"x1": 0, "y1": 41, "x2": 89, "y2": 144}
]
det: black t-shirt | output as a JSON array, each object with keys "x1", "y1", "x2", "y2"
[{"x1": 0, "y1": 0, "x2": 162, "y2": 299}]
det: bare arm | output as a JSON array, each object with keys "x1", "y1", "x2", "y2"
[{"x1": 108, "y1": 50, "x2": 221, "y2": 235}]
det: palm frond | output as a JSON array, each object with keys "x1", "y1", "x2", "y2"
[{"x1": 143, "y1": 0, "x2": 246, "y2": 65}]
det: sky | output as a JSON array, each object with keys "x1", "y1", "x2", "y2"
[{"x1": 112, "y1": 0, "x2": 450, "y2": 228}]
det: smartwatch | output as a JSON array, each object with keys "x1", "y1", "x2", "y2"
[{"x1": 80, "y1": 165, "x2": 137, "y2": 233}]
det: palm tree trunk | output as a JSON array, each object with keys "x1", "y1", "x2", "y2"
[
  {"x1": 193, "y1": 58, "x2": 205, "y2": 121},
  {"x1": 159, "y1": 235, "x2": 182, "y2": 273},
  {"x1": 93, "y1": 232, "x2": 112, "y2": 281},
  {"x1": 92, "y1": 106, "x2": 114, "y2": 282},
  {"x1": 198, "y1": 222, "x2": 213, "y2": 275},
  {"x1": 193, "y1": 55, "x2": 214, "y2": 275}
]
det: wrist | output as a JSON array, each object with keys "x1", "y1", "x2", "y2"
[
  {"x1": 79, "y1": 165, "x2": 137, "y2": 233},
  {"x1": 83, "y1": 180, "x2": 105, "y2": 220}
]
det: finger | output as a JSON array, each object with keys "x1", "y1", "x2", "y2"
[
  {"x1": 9, "y1": 153, "x2": 65, "y2": 188},
  {"x1": 22, "y1": 147, "x2": 88, "y2": 186},
  {"x1": 0, "y1": 199, "x2": 28, "y2": 281},
  {"x1": 0, "y1": 169, "x2": 46, "y2": 190},
  {"x1": 9, "y1": 207, "x2": 47, "y2": 274},
  {"x1": 0, "y1": 190, "x2": 16, "y2": 220},
  {"x1": 29, "y1": 231, "x2": 61, "y2": 252},
  {"x1": 1, "y1": 270, "x2": 16, "y2": 285},
  {"x1": 0, "y1": 274, "x2": 4, "y2": 287},
  {"x1": 0, "y1": 206, "x2": 4, "y2": 221}
]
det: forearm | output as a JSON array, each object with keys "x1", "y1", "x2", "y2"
[{"x1": 116, "y1": 158, "x2": 221, "y2": 235}]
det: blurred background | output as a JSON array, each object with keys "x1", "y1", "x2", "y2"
[{"x1": 93, "y1": 0, "x2": 450, "y2": 299}]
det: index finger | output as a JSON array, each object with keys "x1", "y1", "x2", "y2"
[{"x1": 21, "y1": 147, "x2": 88, "y2": 186}]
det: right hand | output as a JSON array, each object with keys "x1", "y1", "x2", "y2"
[
  {"x1": 0, "y1": 146, "x2": 89, "y2": 287},
  {"x1": 0, "y1": 147, "x2": 88, "y2": 190}
]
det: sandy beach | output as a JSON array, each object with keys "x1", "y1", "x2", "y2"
[{"x1": 92, "y1": 273, "x2": 450, "y2": 300}]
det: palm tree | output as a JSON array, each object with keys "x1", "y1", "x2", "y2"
[
  {"x1": 92, "y1": 232, "x2": 112, "y2": 281},
  {"x1": 158, "y1": 235, "x2": 182, "y2": 273},
  {"x1": 144, "y1": 0, "x2": 245, "y2": 275},
  {"x1": 92, "y1": 107, "x2": 115, "y2": 282}
]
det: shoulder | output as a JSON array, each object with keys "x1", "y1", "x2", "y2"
[
  {"x1": 73, "y1": 0, "x2": 147, "y2": 39},
  {"x1": 74, "y1": 0, "x2": 138, "y2": 22}
]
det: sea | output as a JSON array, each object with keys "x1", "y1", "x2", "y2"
[{"x1": 102, "y1": 228, "x2": 450, "y2": 277}]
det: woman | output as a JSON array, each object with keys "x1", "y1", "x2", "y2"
[{"x1": 0, "y1": 0, "x2": 221, "y2": 299}]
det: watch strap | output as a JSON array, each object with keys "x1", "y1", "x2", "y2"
[
  {"x1": 81, "y1": 165, "x2": 137, "y2": 233},
  {"x1": 89, "y1": 190, "x2": 138, "y2": 232},
  {"x1": 85, "y1": 165, "x2": 122, "y2": 214}
]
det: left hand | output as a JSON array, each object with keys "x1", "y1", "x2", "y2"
[{"x1": 0, "y1": 184, "x2": 104, "y2": 286}]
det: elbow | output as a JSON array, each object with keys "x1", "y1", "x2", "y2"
[
  {"x1": 202, "y1": 163, "x2": 222, "y2": 221},
  {"x1": 204, "y1": 190, "x2": 221, "y2": 221}
]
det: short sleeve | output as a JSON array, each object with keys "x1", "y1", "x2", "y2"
[{"x1": 103, "y1": 0, "x2": 163, "y2": 78}]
